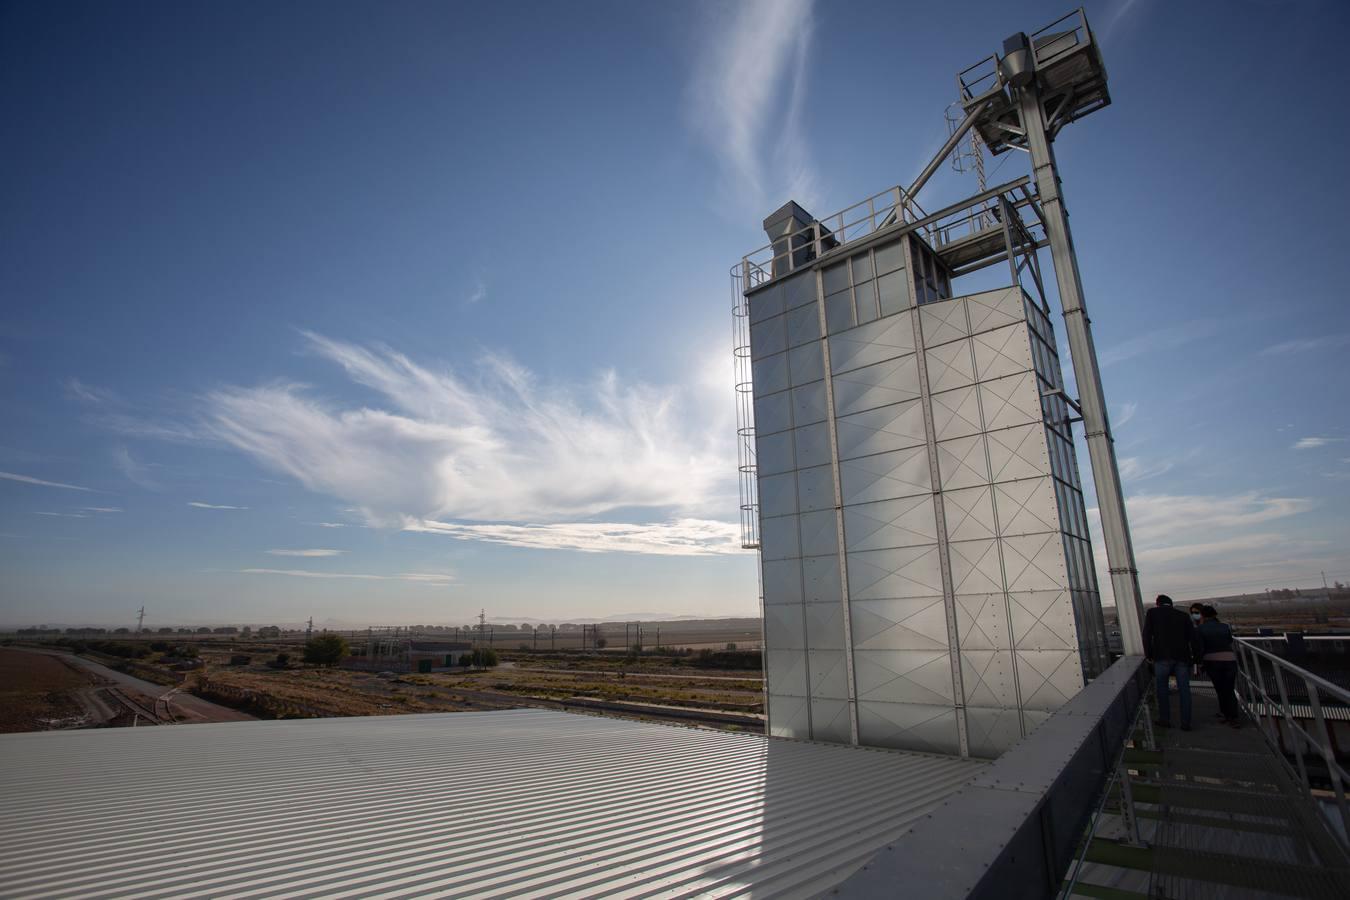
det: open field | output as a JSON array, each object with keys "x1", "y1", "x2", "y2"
[
  {"x1": 2, "y1": 633, "x2": 765, "y2": 734},
  {"x1": 0, "y1": 648, "x2": 92, "y2": 732}
]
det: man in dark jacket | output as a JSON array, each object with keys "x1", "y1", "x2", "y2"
[{"x1": 1143, "y1": 594, "x2": 1202, "y2": 730}]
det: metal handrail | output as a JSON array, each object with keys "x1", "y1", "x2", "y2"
[
  {"x1": 1058, "y1": 693, "x2": 1153, "y2": 899},
  {"x1": 1235, "y1": 637, "x2": 1350, "y2": 848}
]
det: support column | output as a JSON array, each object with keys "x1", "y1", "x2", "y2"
[{"x1": 1016, "y1": 82, "x2": 1146, "y2": 656}]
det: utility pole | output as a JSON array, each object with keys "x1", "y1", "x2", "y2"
[
  {"x1": 136, "y1": 606, "x2": 145, "y2": 634},
  {"x1": 550, "y1": 625, "x2": 555, "y2": 652},
  {"x1": 1004, "y1": 35, "x2": 1146, "y2": 656},
  {"x1": 306, "y1": 617, "x2": 313, "y2": 639}
]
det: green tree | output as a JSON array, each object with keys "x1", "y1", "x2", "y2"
[{"x1": 303, "y1": 634, "x2": 350, "y2": 667}]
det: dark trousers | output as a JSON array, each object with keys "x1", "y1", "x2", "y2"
[
  {"x1": 1154, "y1": 658, "x2": 1191, "y2": 727},
  {"x1": 1206, "y1": 660, "x2": 1241, "y2": 721}
]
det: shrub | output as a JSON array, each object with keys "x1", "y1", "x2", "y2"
[
  {"x1": 302, "y1": 634, "x2": 349, "y2": 667},
  {"x1": 458, "y1": 648, "x2": 499, "y2": 669}
]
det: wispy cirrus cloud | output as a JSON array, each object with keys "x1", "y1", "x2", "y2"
[
  {"x1": 188, "y1": 501, "x2": 248, "y2": 510},
  {"x1": 1099, "y1": 318, "x2": 1226, "y2": 367},
  {"x1": 687, "y1": 0, "x2": 819, "y2": 215},
  {"x1": 1260, "y1": 333, "x2": 1350, "y2": 356},
  {"x1": 35, "y1": 511, "x2": 90, "y2": 519},
  {"x1": 201, "y1": 333, "x2": 735, "y2": 552},
  {"x1": 239, "y1": 568, "x2": 454, "y2": 586},
  {"x1": 0, "y1": 471, "x2": 93, "y2": 492},
  {"x1": 1293, "y1": 437, "x2": 1344, "y2": 450},
  {"x1": 266, "y1": 548, "x2": 345, "y2": 557},
  {"x1": 1114, "y1": 402, "x2": 1138, "y2": 429},
  {"x1": 464, "y1": 278, "x2": 487, "y2": 306},
  {"x1": 405, "y1": 518, "x2": 742, "y2": 556},
  {"x1": 80, "y1": 507, "x2": 122, "y2": 514}
]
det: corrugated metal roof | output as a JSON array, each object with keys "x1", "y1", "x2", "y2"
[{"x1": 0, "y1": 709, "x2": 982, "y2": 898}]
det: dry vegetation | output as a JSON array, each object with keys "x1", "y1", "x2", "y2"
[{"x1": 0, "y1": 649, "x2": 93, "y2": 732}]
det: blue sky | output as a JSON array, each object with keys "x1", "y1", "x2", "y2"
[{"x1": 2, "y1": 0, "x2": 1347, "y2": 628}]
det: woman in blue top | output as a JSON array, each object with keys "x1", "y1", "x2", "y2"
[{"x1": 1197, "y1": 605, "x2": 1241, "y2": 727}]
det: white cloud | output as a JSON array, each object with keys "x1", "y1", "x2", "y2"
[
  {"x1": 1117, "y1": 455, "x2": 1171, "y2": 482},
  {"x1": 80, "y1": 507, "x2": 122, "y2": 514},
  {"x1": 0, "y1": 471, "x2": 93, "y2": 492},
  {"x1": 1114, "y1": 402, "x2": 1138, "y2": 429},
  {"x1": 203, "y1": 333, "x2": 735, "y2": 534},
  {"x1": 266, "y1": 549, "x2": 345, "y2": 557},
  {"x1": 311, "y1": 522, "x2": 348, "y2": 528},
  {"x1": 64, "y1": 378, "x2": 121, "y2": 406},
  {"x1": 188, "y1": 501, "x2": 248, "y2": 510},
  {"x1": 465, "y1": 278, "x2": 487, "y2": 305},
  {"x1": 1293, "y1": 437, "x2": 1344, "y2": 450},
  {"x1": 1260, "y1": 333, "x2": 1350, "y2": 356},
  {"x1": 687, "y1": 0, "x2": 819, "y2": 216},
  {"x1": 112, "y1": 446, "x2": 161, "y2": 491},
  {"x1": 35, "y1": 511, "x2": 90, "y2": 518},
  {"x1": 1088, "y1": 491, "x2": 1320, "y2": 602},
  {"x1": 239, "y1": 568, "x2": 454, "y2": 586},
  {"x1": 406, "y1": 518, "x2": 742, "y2": 556},
  {"x1": 1099, "y1": 318, "x2": 1225, "y2": 367}
]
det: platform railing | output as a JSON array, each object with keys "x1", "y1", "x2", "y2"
[{"x1": 1236, "y1": 637, "x2": 1350, "y2": 848}]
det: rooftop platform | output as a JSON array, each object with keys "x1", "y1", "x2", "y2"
[{"x1": 0, "y1": 709, "x2": 982, "y2": 899}]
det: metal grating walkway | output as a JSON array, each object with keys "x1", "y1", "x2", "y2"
[{"x1": 1072, "y1": 687, "x2": 1350, "y2": 900}]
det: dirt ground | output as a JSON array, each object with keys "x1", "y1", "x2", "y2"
[{"x1": 0, "y1": 648, "x2": 94, "y2": 732}]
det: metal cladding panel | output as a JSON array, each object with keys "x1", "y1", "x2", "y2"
[
  {"x1": 756, "y1": 430, "x2": 795, "y2": 476},
  {"x1": 805, "y1": 602, "x2": 847, "y2": 651},
  {"x1": 785, "y1": 304, "x2": 821, "y2": 348},
  {"x1": 767, "y1": 692, "x2": 811, "y2": 738},
  {"x1": 925, "y1": 338, "x2": 978, "y2": 393},
  {"x1": 839, "y1": 445, "x2": 931, "y2": 505},
  {"x1": 829, "y1": 316, "x2": 916, "y2": 374},
  {"x1": 810, "y1": 697, "x2": 852, "y2": 742},
  {"x1": 765, "y1": 602, "x2": 807, "y2": 650},
  {"x1": 789, "y1": 380, "x2": 828, "y2": 426},
  {"x1": 0, "y1": 710, "x2": 983, "y2": 899},
  {"x1": 843, "y1": 495, "x2": 938, "y2": 552},
  {"x1": 809, "y1": 649, "x2": 849, "y2": 698},
  {"x1": 750, "y1": 313, "x2": 787, "y2": 360},
  {"x1": 798, "y1": 508, "x2": 840, "y2": 558},
  {"x1": 781, "y1": 269, "x2": 816, "y2": 310},
  {"x1": 847, "y1": 545, "x2": 945, "y2": 600},
  {"x1": 754, "y1": 390, "x2": 792, "y2": 436},
  {"x1": 854, "y1": 649, "x2": 955, "y2": 705},
  {"x1": 851, "y1": 595, "x2": 950, "y2": 651},
  {"x1": 836, "y1": 400, "x2": 927, "y2": 460},
  {"x1": 801, "y1": 554, "x2": 844, "y2": 604},
  {"x1": 748, "y1": 258, "x2": 1101, "y2": 754},
  {"x1": 761, "y1": 558, "x2": 804, "y2": 606},
  {"x1": 752, "y1": 351, "x2": 790, "y2": 395},
  {"x1": 759, "y1": 515, "x2": 800, "y2": 561},
  {"x1": 787, "y1": 341, "x2": 824, "y2": 385},
  {"x1": 857, "y1": 701, "x2": 961, "y2": 755},
  {"x1": 831, "y1": 355, "x2": 921, "y2": 417},
  {"x1": 793, "y1": 421, "x2": 832, "y2": 469},
  {"x1": 936, "y1": 434, "x2": 991, "y2": 490},
  {"x1": 795, "y1": 464, "x2": 835, "y2": 513},
  {"x1": 767, "y1": 647, "x2": 810, "y2": 697},
  {"x1": 757, "y1": 472, "x2": 797, "y2": 518}
]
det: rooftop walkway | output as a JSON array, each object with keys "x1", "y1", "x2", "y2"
[{"x1": 1070, "y1": 682, "x2": 1350, "y2": 900}]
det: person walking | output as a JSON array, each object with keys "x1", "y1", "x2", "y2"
[
  {"x1": 1143, "y1": 594, "x2": 1201, "y2": 730},
  {"x1": 1198, "y1": 604, "x2": 1242, "y2": 727}
]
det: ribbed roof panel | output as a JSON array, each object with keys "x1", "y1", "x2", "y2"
[{"x1": 0, "y1": 709, "x2": 982, "y2": 898}]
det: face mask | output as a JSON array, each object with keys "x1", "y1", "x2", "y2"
[{"x1": 1191, "y1": 613, "x2": 1201, "y2": 621}]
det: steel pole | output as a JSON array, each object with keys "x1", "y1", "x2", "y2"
[{"x1": 1015, "y1": 82, "x2": 1146, "y2": 656}]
